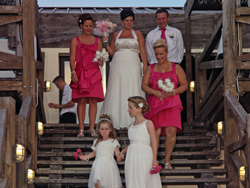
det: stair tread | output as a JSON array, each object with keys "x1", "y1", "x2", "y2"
[
  {"x1": 37, "y1": 159, "x2": 223, "y2": 166},
  {"x1": 39, "y1": 135, "x2": 212, "y2": 141},
  {"x1": 38, "y1": 151, "x2": 219, "y2": 157},
  {"x1": 36, "y1": 168, "x2": 227, "y2": 175}
]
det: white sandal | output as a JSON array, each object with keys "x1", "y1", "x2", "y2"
[
  {"x1": 77, "y1": 130, "x2": 84, "y2": 138},
  {"x1": 165, "y1": 162, "x2": 172, "y2": 169},
  {"x1": 89, "y1": 129, "x2": 97, "y2": 137}
]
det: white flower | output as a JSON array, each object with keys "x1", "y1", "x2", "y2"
[
  {"x1": 96, "y1": 51, "x2": 100, "y2": 55},
  {"x1": 158, "y1": 80, "x2": 163, "y2": 85},
  {"x1": 138, "y1": 103, "x2": 143, "y2": 108},
  {"x1": 169, "y1": 34, "x2": 174, "y2": 38},
  {"x1": 93, "y1": 58, "x2": 98, "y2": 62}
]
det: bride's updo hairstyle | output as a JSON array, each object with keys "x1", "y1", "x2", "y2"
[
  {"x1": 120, "y1": 9, "x2": 135, "y2": 21},
  {"x1": 78, "y1": 13, "x2": 94, "y2": 27},
  {"x1": 153, "y1": 39, "x2": 168, "y2": 53},
  {"x1": 128, "y1": 96, "x2": 149, "y2": 114}
]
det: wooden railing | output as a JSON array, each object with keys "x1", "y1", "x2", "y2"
[
  {"x1": 0, "y1": 96, "x2": 35, "y2": 188},
  {"x1": 225, "y1": 94, "x2": 250, "y2": 188}
]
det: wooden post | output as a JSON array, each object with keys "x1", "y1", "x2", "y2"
[
  {"x1": 246, "y1": 114, "x2": 250, "y2": 187},
  {"x1": 185, "y1": 16, "x2": 193, "y2": 122},
  {"x1": 0, "y1": 97, "x2": 16, "y2": 188},
  {"x1": 21, "y1": 0, "x2": 37, "y2": 187},
  {"x1": 223, "y1": 1, "x2": 239, "y2": 187}
]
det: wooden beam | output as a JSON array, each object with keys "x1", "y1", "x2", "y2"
[
  {"x1": 19, "y1": 95, "x2": 32, "y2": 123},
  {"x1": 0, "y1": 81, "x2": 22, "y2": 91},
  {"x1": 199, "y1": 70, "x2": 223, "y2": 111},
  {"x1": 199, "y1": 59, "x2": 224, "y2": 70},
  {"x1": 195, "y1": 83, "x2": 223, "y2": 122},
  {"x1": 230, "y1": 153, "x2": 245, "y2": 177},
  {"x1": 0, "y1": 109, "x2": 7, "y2": 176},
  {"x1": 0, "y1": 15, "x2": 23, "y2": 26},
  {"x1": 236, "y1": 53, "x2": 250, "y2": 62},
  {"x1": 236, "y1": 7, "x2": 250, "y2": 16},
  {"x1": 184, "y1": 0, "x2": 195, "y2": 18},
  {"x1": 0, "y1": 62, "x2": 22, "y2": 70},
  {"x1": 246, "y1": 114, "x2": 250, "y2": 188},
  {"x1": 238, "y1": 81, "x2": 250, "y2": 92},
  {"x1": 185, "y1": 16, "x2": 193, "y2": 122},
  {"x1": 0, "y1": 51, "x2": 22, "y2": 62},
  {"x1": 226, "y1": 94, "x2": 247, "y2": 131},
  {"x1": 228, "y1": 135, "x2": 246, "y2": 153},
  {"x1": 223, "y1": 0, "x2": 239, "y2": 186},
  {"x1": 199, "y1": 17, "x2": 222, "y2": 63},
  {"x1": 0, "y1": 5, "x2": 23, "y2": 14},
  {"x1": 235, "y1": 16, "x2": 250, "y2": 25}
]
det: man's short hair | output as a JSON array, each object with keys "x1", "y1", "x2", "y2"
[
  {"x1": 53, "y1": 76, "x2": 64, "y2": 83},
  {"x1": 155, "y1": 8, "x2": 169, "y2": 18}
]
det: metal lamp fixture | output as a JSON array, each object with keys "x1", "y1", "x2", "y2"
[
  {"x1": 14, "y1": 144, "x2": 25, "y2": 163},
  {"x1": 37, "y1": 121, "x2": 44, "y2": 136},
  {"x1": 43, "y1": 80, "x2": 51, "y2": 92},
  {"x1": 189, "y1": 81, "x2": 195, "y2": 92},
  {"x1": 239, "y1": 166, "x2": 246, "y2": 182},
  {"x1": 26, "y1": 169, "x2": 35, "y2": 184},
  {"x1": 217, "y1": 121, "x2": 225, "y2": 135}
]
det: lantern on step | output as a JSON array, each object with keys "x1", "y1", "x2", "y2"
[
  {"x1": 26, "y1": 169, "x2": 35, "y2": 184},
  {"x1": 43, "y1": 80, "x2": 51, "y2": 92},
  {"x1": 14, "y1": 144, "x2": 25, "y2": 163},
  {"x1": 189, "y1": 81, "x2": 195, "y2": 92},
  {"x1": 239, "y1": 166, "x2": 246, "y2": 182},
  {"x1": 217, "y1": 121, "x2": 225, "y2": 135},
  {"x1": 37, "y1": 121, "x2": 44, "y2": 136}
]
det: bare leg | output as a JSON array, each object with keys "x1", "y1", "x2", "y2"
[
  {"x1": 88, "y1": 97, "x2": 97, "y2": 136},
  {"x1": 155, "y1": 128, "x2": 161, "y2": 149},
  {"x1": 164, "y1": 126, "x2": 177, "y2": 165},
  {"x1": 77, "y1": 97, "x2": 86, "y2": 132},
  {"x1": 95, "y1": 183, "x2": 100, "y2": 188}
]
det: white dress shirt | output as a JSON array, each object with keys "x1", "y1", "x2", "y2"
[
  {"x1": 146, "y1": 25, "x2": 184, "y2": 64},
  {"x1": 60, "y1": 84, "x2": 77, "y2": 116}
]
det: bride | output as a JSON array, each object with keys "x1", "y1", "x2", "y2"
[{"x1": 100, "y1": 9, "x2": 147, "y2": 129}]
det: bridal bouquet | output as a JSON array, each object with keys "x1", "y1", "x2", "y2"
[
  {"x1": 93, "y1": 19, "x2": 117, "y2": 47},
  {"x1": 73, "y1": 148, "x2": 83, "y2": 160},
  {"x1": 158, "y1": 78, "x2": 174, "y2": 93},
  {"x1": 93, "y1": 48, "x2": 109, "y2": 62}
]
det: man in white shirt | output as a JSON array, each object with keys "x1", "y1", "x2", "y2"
[
  {"x1": 48, "y1": 76, "x2": 77, "y2": 123},
  {"x1": 146, "y1": 8, "x2": 184, "y2": 64}
]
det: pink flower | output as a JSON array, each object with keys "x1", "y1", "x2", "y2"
[
  {"x1": 73, "y1": 152, "x2": 78, "y2": 160},
  {"x1": 93, "y1": 19, "x2": 117, "y2": 36},
  {"x1": 77, "y1": 149, "x2": 82, "y2": 153}
]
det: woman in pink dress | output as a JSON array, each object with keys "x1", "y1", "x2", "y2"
[
  {"x1": 70, "y1": 14, "x2": 104, "y2": 137},
  {"x1": 142, "y1": 39, "x2": 188, "y2": 169}
]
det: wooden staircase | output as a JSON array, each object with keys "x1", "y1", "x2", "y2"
[{"x1": 35, "y1": 122, "x2": 231, "y2": 188}]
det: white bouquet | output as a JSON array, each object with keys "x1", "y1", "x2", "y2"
[
  {"x1": 158, "y1": 78, "x2": 174, "y2": 93},
  {"x1": 93, "y1": 48, "x2": 109, "y2": 62}
]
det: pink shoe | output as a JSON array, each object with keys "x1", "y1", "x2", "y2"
[{"x1": 150, "y1": 165, "x2": 162, "y2": 174}]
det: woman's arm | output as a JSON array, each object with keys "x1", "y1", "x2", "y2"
[
  {"x1": 175, "y1": 64, "x2": 188, "y2": 94},
  {"x1": 136, "y1": 30, "x2": 148, "y2": 74},
  {"x1": 97, "y1": 38, "x2": 104, "y2": 67},
  {"x1": 79, "y1": 150, "x2": 96, "y2": 161},
  {"x1": 146, "y1": 120, "x2": 159, "y2": 166},
  {"x1": 70, "y1": 38, "x2": 78, "y2": 83},
  {"x1": 141, "y1": 66, "x2": 164, "y2": 100},
  {"x1": 103, "y1": 32, "x2": 117, "y2": 57}
]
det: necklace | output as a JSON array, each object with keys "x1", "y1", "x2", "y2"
[{"x1": 161, "y1": 63, "x2": 168, "y2": 73}]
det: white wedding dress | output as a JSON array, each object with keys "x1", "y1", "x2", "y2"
[{"x1": 101, "y1": 30, "x2": 145, "y2": 129}]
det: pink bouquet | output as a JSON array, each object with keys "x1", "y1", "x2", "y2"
[
  {"x1": 93, "y1": 19, "x2": 117, "y2": 47},
  {"x1": 73, "y1": 148, "x2": 83, "y2": 160}
]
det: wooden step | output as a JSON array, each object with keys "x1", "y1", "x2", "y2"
[
  {"x1": 37, "y1": 159, "x2": 223, "y2": 167},
  {"x1": 38, "y1": 142, "x2": 216, "y2": 150},
  {"x1": 38, "y1": 151, "x2": 219, "y2": 159},
  {"x1": 36, "y1": 168, "x2": 227, "y2": 176},
  {"x1": 39, "y1": 135, "x2": 213, "y2": 142}
]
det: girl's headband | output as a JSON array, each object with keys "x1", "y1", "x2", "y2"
[{"x1": 98, "y1": 118, "x2": 112, "y2": 124}]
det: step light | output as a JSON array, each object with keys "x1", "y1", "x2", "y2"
[
  {"x1": 239, "y1": 166, "x2": 247, "y2": 182},
  {"x1": 37, "y1": 122, "x2": 44, "y2": 136},
  {"x1": 14, "y1": 144, "x2": 25, "y2": 163},
  {"x1": 189, "y1": 81, "x2": 195, "y2": 92},
  {"x1": 217, "y1": 121, "x2": 225, "y2": 135},
  {"x1": 26, "y1": 169, "x2": 35, "y2": 184},
  {"x1": 43, "y1": 80, "x2": 51, "y2": 92}
]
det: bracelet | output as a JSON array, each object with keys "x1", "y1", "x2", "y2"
[
  {"x1": 85, "y1": 155, "x2": 89, "y2": 161},
  {"x1": 71, "y1": 70, "x2": 76, "y2": 74}
]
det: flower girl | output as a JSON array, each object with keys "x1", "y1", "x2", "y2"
[
  {"x1": 79, "y1": 114, "x2": 122, "y2": 188},
  {"x1": 118, "y1": 96, "x2": 162, "y2": 188}
]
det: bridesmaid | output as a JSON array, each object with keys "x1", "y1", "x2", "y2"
[{"x1": 70, "y1": 13, "x2": 104, "y2": 137}]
